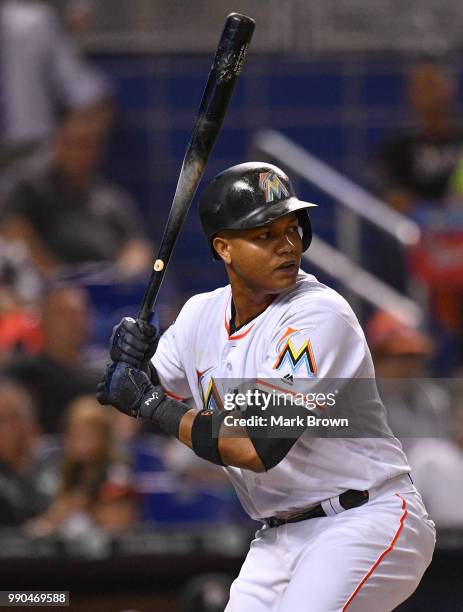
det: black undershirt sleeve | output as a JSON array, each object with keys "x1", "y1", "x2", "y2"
[{"x1": 224, "y1": 389, "x2": 310, "y2": 471}]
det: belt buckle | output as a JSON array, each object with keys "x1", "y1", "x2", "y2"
[
  {"x1": 339, "y1": 489, "x2": 369, "y2": 511},
  {"x1": 265, "y1": 517, "x2": 281, "y2": 528}
]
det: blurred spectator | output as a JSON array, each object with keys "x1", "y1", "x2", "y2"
[
  {"x1": 108, "y1": 413, "x2": 240, "y2": 523},
  {"x1": 1, "y1": 103, "x2": 152, "y2": 278},
  {"x1": 164, "y1": 437, "x2": 231, "y2": 487},
  {"x1": 0, "y1": 0, "x2": 110, "y2": 170},
  {"x1": 0, "y1": 379, "x2": 49, "y2": 526},
  {"x1": 26, "y1": 396, "x2": 137, "y2": 537},
  {"x1": 5, "y1": 285, "x2": 100, "y2": 433},
  {"x1": 449, "y1": 154, "x2": 463, "y2": 202},
  {"x1": 111, "y1": 410, "x2": 144, "y2": 457},
  {"x1": 367, "y1": 310, "x2": 450, "y2": 451},
  {"x1": 46, "y1": 0, "x2": 92, "y2": 37},
  {"x1": 0, "y1": 238, "x2": 42, "y2": 362},
  {"x1": 375, "y1": 61, "x2": 463, "y2": 214},
  {"x1": 408, "y1": 394, "x2": 463, "y2": 528},
  {"x1": 368, "y1": 61, "x2": 463, "y2": 293}
]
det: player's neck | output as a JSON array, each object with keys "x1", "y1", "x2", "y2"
[{"x1": 230, "y1": 286, "x2": 276, "y2": 329}]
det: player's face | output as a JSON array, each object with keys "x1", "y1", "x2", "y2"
[{"x1": 215, "y1": 213, "x2": 303, "y2": 295}]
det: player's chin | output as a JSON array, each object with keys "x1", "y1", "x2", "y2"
[{"x1": 271, "y1": 264, "x2": 299, "y2": 288}]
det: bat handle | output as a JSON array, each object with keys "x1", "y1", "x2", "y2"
[{"x1": 138, "y1": 265, "x2": 164, "y2": 323}]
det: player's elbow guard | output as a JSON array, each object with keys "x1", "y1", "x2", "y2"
[
  {"x1": 191, "y1": 410, "x2": 227, "y2": 466},
  {"x1": 244, "y1": 400, "x2": 307, "y2": 471},
  {"x1": 190, "y1": 399, "x2": 306, "y2": 471},
  {"x1": 190, "y1": 410, "x2": 266, "y2": 471}
]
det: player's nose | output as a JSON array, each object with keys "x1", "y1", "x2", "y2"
[{"x1": 276, "y1": 232, "x2": 297, "y2": 255}]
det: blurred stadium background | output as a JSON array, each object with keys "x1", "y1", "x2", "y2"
[{"x1": 1, "y1": 1, "x2": 463, "y2": 610}]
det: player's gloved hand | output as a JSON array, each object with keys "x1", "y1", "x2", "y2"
[
  {"x1": 110, "y1": 317, "x2": 159, "y2": 371},
  {"x1": 96, "y1": 362, "x2": 165, "y2": 419}
]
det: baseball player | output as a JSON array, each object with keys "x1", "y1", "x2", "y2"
[{"x1": 97, "y1": 162, "x2": 436, "y2": 611}]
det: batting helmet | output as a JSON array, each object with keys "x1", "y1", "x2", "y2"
[{"x1": 199, "y1": 162, "x2": 317, "y2": 259}]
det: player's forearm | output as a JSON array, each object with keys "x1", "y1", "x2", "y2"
[
  {"x1": 97, "y1": 363, "x2": 266, "y2": 472},
  {"x1": 178, "y1": 409, "x2": 265, "y2": 472},
  {"x1": 178, "y1": 408, "x2": 196, "y2": 447},
  {"x1": 218, "y1": 436, "x2": 266, "y2": 472}
]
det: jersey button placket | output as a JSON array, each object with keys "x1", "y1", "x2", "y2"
[{"x1": 221, "y1": 344, "x2": 233, "y2": 375}]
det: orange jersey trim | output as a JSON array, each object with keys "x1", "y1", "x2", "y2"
[
  {"x1": 229, "y1": 323, "x2": 256, "y2": 340},
  {"x1": 223, "y1": 293, "x2": 257, "y2": 340},
  {"x1": 342, "y1": 493, "x2": 408, "y2": 611},
  {"x1": 164, "y1": 387, "x2": 185, "y2": 401},
  {"x1": 224, "y1": 307, "x2": 256, "y2": 340}
]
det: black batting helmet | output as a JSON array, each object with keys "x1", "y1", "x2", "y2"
[{"x1": 199, "y1": 162, "x2": 317, "y2": 259}]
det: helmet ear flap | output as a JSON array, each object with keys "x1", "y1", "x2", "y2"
[{"x1": 296, "y1": 210, "x2": 312, "y2": 252}]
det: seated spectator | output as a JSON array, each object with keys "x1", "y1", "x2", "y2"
[
  {"x1": 26, "y1": 396, "x2": 137, "y2": 537},
  {"x1": 1, "y1": 103, "x2": 152, "y2": 279},
  {"x1": 5, "y1": 285, "x2": 100, "y2": 433},
  {"x1": 366, "y1": 310, "x2": 450, "y2": 452},
  {"x1": 0, "y1": 379, "x2": 49, "y2": 526},
  {"x1": 375, "y1": 60, "x2": 463, "y2": 215},
  {"x1": 408, "y1": 393, "x2": 463, "y2": 528}
]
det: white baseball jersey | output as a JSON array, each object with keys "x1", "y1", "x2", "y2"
[{"x1": 152, "y1": 271, "x2": 410, "y2": 520}]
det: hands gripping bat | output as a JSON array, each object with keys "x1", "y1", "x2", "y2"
[{"x1": 138, "y1": 13, "x2": 255, "y2": 323}]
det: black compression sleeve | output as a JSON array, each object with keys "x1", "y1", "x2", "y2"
[
  {"x1": 243, "y1": 394, "x2": 308, "y2": 471},
  {"x1": 138, "y1": 392, "x2": 189, "y2": 438},
  {"x1": 191, "y1": 410, "x2": 227, "y2": 466}
]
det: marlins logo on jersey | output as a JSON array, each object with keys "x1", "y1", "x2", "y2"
[
  {"x1": 273, "y1": 327, "x2": 317, "y2": 377},
  {"x1": 196, "y1": 367, "x2": 223, "y2": 412},
  {"x1": 259, "y1": 171, "x2": 290, "y2": 203}
]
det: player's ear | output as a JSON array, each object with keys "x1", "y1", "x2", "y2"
[{"x1": 213, "y1": 235, "x2": 232, "y2": 264}]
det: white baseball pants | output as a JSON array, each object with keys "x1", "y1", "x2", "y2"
[{"x1": 225, "y1": 475, "x2": 436, "y2": 612}]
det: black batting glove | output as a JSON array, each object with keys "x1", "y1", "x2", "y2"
[
  {"x1": 110, "y1": 317, "x2": 159, "y2": 371},
  {"x1": 96, "y1": 362, "x2": 165, "y2": 418}
]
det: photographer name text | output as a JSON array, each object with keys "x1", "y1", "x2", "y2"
[{"x1": 223, "y1": 414, "x2": 349, "y2": 428}]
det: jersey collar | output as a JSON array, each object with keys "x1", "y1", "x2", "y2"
[
  {"x1": 224, "y1": 292, "x2": 257, "y2": 340},
  {"x1": 223, "y1": 272, "x2": 310, "y2": 340}
]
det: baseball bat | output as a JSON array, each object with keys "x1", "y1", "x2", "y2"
[{"x1": 138, "y1": 13, "x2": 255, "y2": 323}]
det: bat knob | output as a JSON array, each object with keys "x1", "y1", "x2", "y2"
[{"x1": 226, "y1": 13, "x2": 255, "y2": 26}]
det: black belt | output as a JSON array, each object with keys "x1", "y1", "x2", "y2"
[{"x1": 264, "y1": 489, "x2": 369, "y2": 528}]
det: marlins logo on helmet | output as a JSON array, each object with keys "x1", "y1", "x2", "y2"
[{"x1": 259, "y1": 171, "x2": 290, "y2": 203}]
